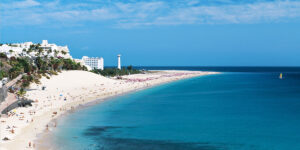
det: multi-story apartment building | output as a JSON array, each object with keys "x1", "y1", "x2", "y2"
[{"x1": 81, "y1": 56, "x2": 104, "y2": 70}]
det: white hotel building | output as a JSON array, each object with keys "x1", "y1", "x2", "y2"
[
  {"x1": 0, "y1": 40, "x2": 72, "y2": 59},
  {"x1": 81, "y1": 56, "x2": 104, "y2": 70}
]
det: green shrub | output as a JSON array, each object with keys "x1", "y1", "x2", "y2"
[
  {"x1": 92, "y1": 66, "x2": 141, "y2": 77},
  {"x1": 0, "y1": 70, "x2": 8, "y2": 80},
  {"x1": 49, "y1": 70, "x2": 58, "y2": 75},
  {"x1": 34, "y1": 78, "x2": 41, "y2": 84}
]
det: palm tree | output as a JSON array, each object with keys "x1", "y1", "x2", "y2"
[
  {"x1": 47, "y1": 49, "x2": 52, "y2": 55},
  {"x1": 38, "y1": 48, "x2": 44, "y2": 56},
  {"x1": 20, "y1": 49, "x2": 26, "y2": 56},
  {"x1": 8, "y1": 66, "x2": 23, "y2": 79},
  {"x1": 35, "y1": 44, "x2": 40, "y2": 50},
  {"x1": 55, "y1": 59, "x2": 63, "y2": 71},
  {"x1": 27, "y1": 49, "x2": 32, "y2": 54},
  {"x1": 0, "y1": 53, "x2": 7, "y2": 60},
  {"x1": 61, "y1": 50, "x2": 67, "y2": 55},
  {"x1": 35, "y1": 57, "x2": 44, "y2": 70},
  {"x1": 54, "y1": 50, "x2": 58, "y2": 58}
]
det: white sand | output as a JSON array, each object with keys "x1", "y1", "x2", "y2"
[{"x1": 0, "y1": 70, "x2": 218, "y2": 150}]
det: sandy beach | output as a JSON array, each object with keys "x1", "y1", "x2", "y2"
[{"x1": 0, "y1": 70, "x2": 217, "y2": 150}]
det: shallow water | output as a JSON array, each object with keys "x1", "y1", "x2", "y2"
[{"x1": 51, "y1": 72, "x2": 300, "y2": 150}]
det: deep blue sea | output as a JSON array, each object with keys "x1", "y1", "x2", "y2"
[{"x1": 51, "y1": 67, "x2": 300, "y2": 150}]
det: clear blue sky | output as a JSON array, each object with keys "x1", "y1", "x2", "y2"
[{"x1": 1, "y1": 0, "x2": 300, "y2": 66}]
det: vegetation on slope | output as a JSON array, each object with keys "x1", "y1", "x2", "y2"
[{"x1": 0, "y1": 44, "x2": 87, "y2": 96}]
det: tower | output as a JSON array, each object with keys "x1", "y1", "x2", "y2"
[
  {"x1": 117, "y1": 54, "x2": 121, "y2": 70},
  {"x1": 42, "y1": 40, "x2": 48, "y2": 46}
]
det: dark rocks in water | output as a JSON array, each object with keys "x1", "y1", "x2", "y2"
[
  {"x1": 83, "y1": 126, "x2": 137, "y2": 137},
  {"x1": 81, "y1": 126, "x2": 228, "y2": 150},
  {"x1": 83, "y1": 126, "x2": 121, "y2": 137},
  {"x1": 2, "y1": 137, "x2": 10, "y2": 141},
  {"x1": 94, "y1": 137, "x2": 224, "y2": 150}
]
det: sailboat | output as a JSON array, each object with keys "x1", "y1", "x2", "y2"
[{"x1": 279, "y1": 73, "x2": 283, "y2": 79}]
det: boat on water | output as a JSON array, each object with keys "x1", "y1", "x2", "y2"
[{"x1": 279, "y1": 73, "x2": 283, "y2": 79}]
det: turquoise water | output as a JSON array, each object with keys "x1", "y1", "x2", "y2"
[{"x1": 52, "y1": 72, "x2": 300, "y2": 150}]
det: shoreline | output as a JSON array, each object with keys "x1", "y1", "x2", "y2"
[
  {"x1": 34, "y1": 75, "x2": 200, "y2": 150},
  {"x1": 0, "y1": 70, "x2": 218, "y2": 150}
]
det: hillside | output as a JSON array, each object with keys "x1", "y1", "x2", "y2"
[{"x1": 0, "y1": 51, "x2": 87, "y2": 96}]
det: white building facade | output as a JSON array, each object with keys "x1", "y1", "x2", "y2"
[
  {"x1": 117, "y1": 54, "x2": 121, "y2": 69},
  {"x1": 82, "y1": 56, "x2": 104, "y2": 70},
  {"x1": 40, "y1": 40, "x2": 72, "y2": 59},
  {"x1": 0, "y1": 40, "x2": 72, "y2": 59}
]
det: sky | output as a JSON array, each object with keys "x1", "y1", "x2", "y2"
[{"x1": 1, "y1": 0, "x2": 300, "y2": 66}]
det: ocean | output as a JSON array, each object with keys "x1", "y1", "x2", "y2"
[{"x1": 50, "y1": 67, "x2": 300, "y2": 150}]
